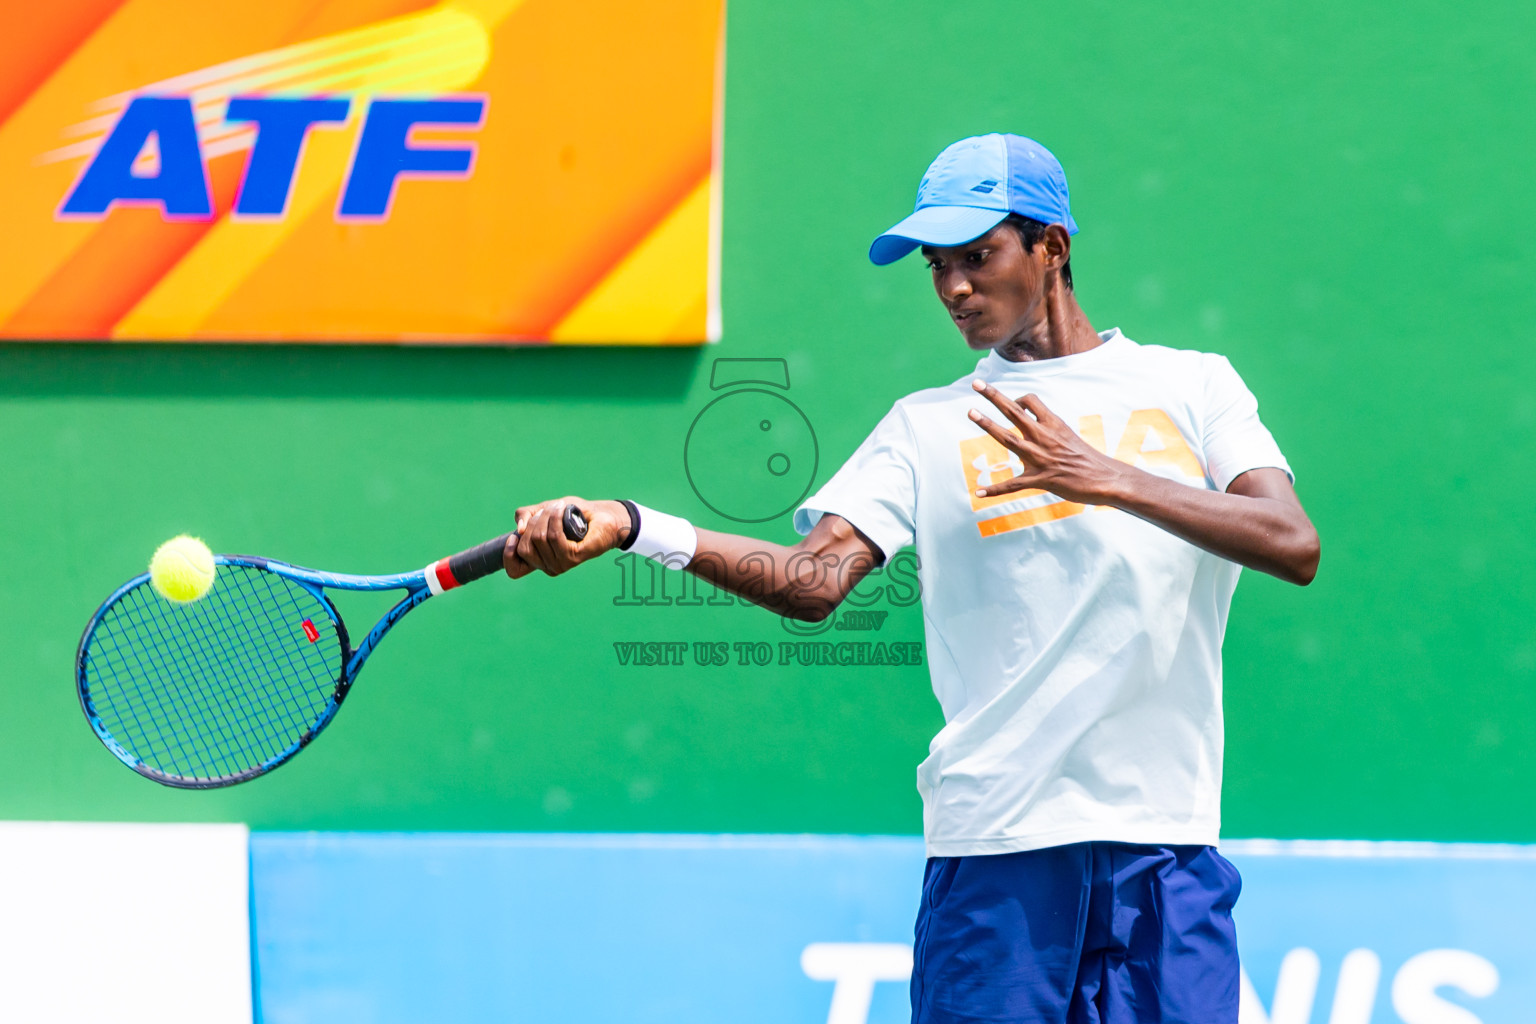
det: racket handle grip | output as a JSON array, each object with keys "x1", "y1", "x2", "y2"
[
  {"x1": 435, "y1": 507, "x2": 590, "y2": 589},
  {"x1": 443, "y1": 534, "x2": 514, "y2": 586}
]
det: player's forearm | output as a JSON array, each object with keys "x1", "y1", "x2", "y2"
[
  {"x1": 591, "y1": 499, "x2": 852, "y2": 618},
  {"x1": 515, "y1": 500, "x2": 879, "y2": 619},
  {"x1": 687, "y1": 523, "x2": 877, "y2": 622},
  {"x1": 1101, "y1": 469, "x2": 1320, "y2": 585}
]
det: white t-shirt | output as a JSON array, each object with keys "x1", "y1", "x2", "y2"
[{"x1": 794, "y1": 329, "x2": 1291, "y2": 857}]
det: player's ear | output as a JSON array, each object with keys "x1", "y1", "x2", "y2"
[{"x1": 1041, "y1": 224, "x2": 1072, "y2": 270}]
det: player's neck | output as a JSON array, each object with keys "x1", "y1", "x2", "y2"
[{"x1": 994, "y1": 287, "x2": 1100, "y2": 363}]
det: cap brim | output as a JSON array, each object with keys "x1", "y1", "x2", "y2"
[{"x1": 868, "y1": 205, "x2": 1009, "y2": 266}]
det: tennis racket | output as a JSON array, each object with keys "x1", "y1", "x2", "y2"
[{"x1": 75, "y1": 506, "x2": 588, "y2": 789}]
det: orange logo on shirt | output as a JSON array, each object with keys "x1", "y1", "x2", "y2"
[{"x1": 960, "y1": 409, "x2": 1203, "y2": 537}]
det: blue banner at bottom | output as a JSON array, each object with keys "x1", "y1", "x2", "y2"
[{"x1": 250, "y1": 834, "x2": 1533, "y2": 1024}]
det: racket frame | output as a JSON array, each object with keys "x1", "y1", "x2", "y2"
[
  {"x1": 75, "y1": 555, "x2": 434, "y2": 789},
  {"x1": 77, "y1": 506, "x2": 586, "y2": 789}
]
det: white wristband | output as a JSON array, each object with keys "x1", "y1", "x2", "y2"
[{"x1": 623, "y1": 502, "x2": 697, "y2": 569}]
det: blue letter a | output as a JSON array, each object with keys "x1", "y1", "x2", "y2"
[{"x1": 60, "y1": 96, "x2": 212, "y2": 219}]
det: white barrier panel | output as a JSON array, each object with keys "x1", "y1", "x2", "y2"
[{"x1": 0, "y1": 822, "x2": 251, "y2": 1024}]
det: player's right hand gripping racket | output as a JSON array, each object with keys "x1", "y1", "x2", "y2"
[{"x1": 75, "y1": 507, "x2": 588, "y2": 789}]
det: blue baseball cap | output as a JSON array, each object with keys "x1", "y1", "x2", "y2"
[{"x1": 869, "y1": 133, "x2": 1079, "y2": 266}]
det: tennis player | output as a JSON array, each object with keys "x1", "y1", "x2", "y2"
[{"x1": 510, "y1": 132, "x2": 1319, "y2": 1023}]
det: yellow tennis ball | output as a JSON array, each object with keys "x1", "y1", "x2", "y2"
[{"x1": 149, "y1": 535, "x2": 216, "y2": 603}]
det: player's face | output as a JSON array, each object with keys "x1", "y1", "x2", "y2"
[{"x1": 922, "y1": 224, "x2": 1046, "y2": 351}]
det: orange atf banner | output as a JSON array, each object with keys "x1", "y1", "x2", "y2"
[{"x1": 0, "y1": 0, "x2": 723, "y2": 343}]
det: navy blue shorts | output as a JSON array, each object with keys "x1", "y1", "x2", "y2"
[{"x1": 910, "y1": 842, "x2": 1242, "y2": 1024}]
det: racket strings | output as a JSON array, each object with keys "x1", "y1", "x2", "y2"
[
  {"x1": 81, "y1": 565, "x2": 344, "y2": 783},
  {"x1": 123, "y1": 588, "x2": 267, "y2": 771},
  {"x1": 92, "y1": 570, "x2": 338, "y2": 779},
  {"x1": 118, "y1": 591, "x2": 253, "y2": 762},
  {"x1": 89, "y1": 603, "x2": 237, "y2": 772},
  {"x1": 93, "y1": 591, "x2": 251, "y2": 774},
  {"x1": 90, "y1": 578, "x2": 285, "y2": 778}
]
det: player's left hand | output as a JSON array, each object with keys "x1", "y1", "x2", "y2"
[{"x1": 968, "y1": 381, "x2": 1127, "y2": 506}]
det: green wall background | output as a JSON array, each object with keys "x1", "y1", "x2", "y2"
[{"x1": 3, "y1": 0, "x2": 1533, "y2": 841}]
